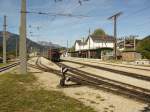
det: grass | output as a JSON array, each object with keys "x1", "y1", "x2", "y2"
[
  {"x1": 0, "y1": 73, "x2": 96, "y2": 112},
  {"x1": 0, "y1": 63, "x2": 7, "y2": 67},
  {"x1": 96, "y1": 95, "x2": 101, "y2": 99},
  {"x1": 75, "y1": 92, "x2": 82, "y2": 95},
  {"x1": 0, "y1": 62, "x2": 11, "y2": 67},
  {"x1": 105, "y1": 60, "x2": 122, "y2": 64},
  {"x1": 86, "y1": 100, "x2": 98, "y2": 104}
]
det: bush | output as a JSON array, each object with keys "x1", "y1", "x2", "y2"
[{"x1": 137, "y1": 36, "x2": 150, "y2": 59}]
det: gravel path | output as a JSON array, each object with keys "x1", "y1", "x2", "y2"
[
  {"x1": 62, "y1": 57, "x2": 150, "y2": 77},
  {"x1": 28, "y1": 57, "x2": 147, "y2": 112},
  {"x1": 62, "y1": 61, "x2": 150, "y2": 90}
]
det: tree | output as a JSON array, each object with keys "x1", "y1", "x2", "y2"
[
  {"x1": 69, "y1": 46, "x2": 75, "y2": 52},
  {"x1": 92, "y1": 28, "x2": 106, "y2": 36},
  {"x1": 137, "y1": 36, "x2": 150, "y2": 59}
]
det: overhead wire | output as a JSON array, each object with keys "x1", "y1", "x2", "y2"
[
  {"x1": 3, "y1": 0, "x2": 149, "y2": 38},
  {"x1": 117, "y1": 5, "x2": 150, "y2": 34},
  {"x1": 121, "y1": 5, "x2": 150, "y2": 22},
  {"x1": 22, "y1": 10, "x2": 90, "y2": 18}
]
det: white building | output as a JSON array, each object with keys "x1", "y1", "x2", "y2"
[
  {"x1": 74, "y1": 35, "x2": 115, "y2": 59},
  {"x1": 75, "y1": 35, "x2": 114, "y2": 51}
]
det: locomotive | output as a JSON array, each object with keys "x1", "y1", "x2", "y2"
[{"x1": 48, "y1": 49, "x2": 60, "y2": 62}]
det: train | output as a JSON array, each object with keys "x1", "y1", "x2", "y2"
[{"x1": 47, "y1": 49, "x2": 60, "y2": 62}]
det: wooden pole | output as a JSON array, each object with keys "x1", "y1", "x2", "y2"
[{"x1": 108, "y1": 12, "x2": 123, "y2": 60}]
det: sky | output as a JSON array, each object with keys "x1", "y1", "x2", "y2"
[{"x1": 0, "y1": 0, "x2": 150, "y2": 47}]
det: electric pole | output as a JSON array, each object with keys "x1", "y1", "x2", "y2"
[
  {"x1": 88, "y1": 28, "x2": 91, "y2": 58},
  {"x1": 3, "y1": 15, "x2": 7, "y2": 64},
  {"x1": 16, "y1": 37, "x2": 18, "y2": 58},
  {"x1": 130, "y1": 35, "x2": 138, "y2": 51},
  {"x1": 124, "y1": 37, "x2": 126, "y2": 50},
  {"x1": 67, "y1": 40, "x2": 68, "y2": 57},
  {"x1": 108, "y1": 12, "x2": 123, "y2": 60},
  {"x1": 19, "y1": 0, "x2": 27, "y2": 74},
  {"x1": 134, "y1": 37, "x2": 136, "y2": 51},
  {"x1": 67, "y1": 40, "x2": 69, "y2": 51},
  {"x1": 132, "y1": 35, "x2": 138, "y2": 51},
  {"x1": 82, "y1": 37, "x2": 84, "y2": 50}
]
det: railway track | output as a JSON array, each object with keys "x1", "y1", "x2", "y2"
[
  {"x1": 66, "y1": 58, "x2": 150, "y2": 71},
  {"x1": 56, "y1": 62, "x2": 150, "y2": 103},
  {"x1": 0, "y1": 62, "x2": 20, "y2": 72},
  {"x1": 62, "y1": 60, "x2": 150, "y2": 82},
  {"x1": 29, "y1": 57, "x2": 150, "y2": 103},
  {"x1": 30, "y1": 57, "x2": 95, "y2": 85},
  {"x1": 81, "y1": 60, "x2": 150, "y2": 72}
]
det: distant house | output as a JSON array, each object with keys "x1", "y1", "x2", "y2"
[
  {"x1": 117, "y1": 37, "x2": 142, "y2": 61},
  {"x1": 117, "y1": 37, "x2": 136, "y2": 51},
  {"x1": 74, "y1": 40, "x2": 84, "y2": 51},
  {"x1": 74, "y1": 35, "x2": 115, "y2": 59}
]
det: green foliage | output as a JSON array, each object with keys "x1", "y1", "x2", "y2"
[
  {"x1": 59, "y1": 47, "x2": 66, "y2": 51},
  {"x1": 7, "y1": 50, "x2": 16, "y2": 56},
  {"x1": 92, "y1": 28, "x2": 106, "y2": 36},
  {"x1": 137, "y1": 36, "x2": 150, "y2": 59},
  {"x1": 69, "y1": 46, "x2": 75, "y2": 52}
]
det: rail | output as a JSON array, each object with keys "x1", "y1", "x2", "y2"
[{"x1": 0, "y1": 62, "x2": 20, "y2": 72}]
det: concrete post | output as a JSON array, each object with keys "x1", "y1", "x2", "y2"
[
  {"x1": 134, "y1": 37, "x2": 136, "y2": 51},
  {"x1": 16, "y1": 37, "x2": 18, "y2": 58},
  {"x1": 19, "y1": 0, "x2": 27, "y2": 74},
  {"x1": 88, "y1": 37, "x2": 91, "y2": 58},
  {"x1": 124, "y1": 37, "x2": 126, "y2": 50},
  {"x1": 3, "y1": 15, "x2": 7, "y2": 64}
]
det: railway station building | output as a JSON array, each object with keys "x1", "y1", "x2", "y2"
[{"x1": 72, "y1": 35, "x2": 115, "y2": 59}]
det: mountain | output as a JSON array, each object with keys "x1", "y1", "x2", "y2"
[
  {"x1": 0, "y1": 31, "x2": 61, "y2": 56},
  {"x1": 37, "y1": 41, "x2": 61, "y2": 48}
]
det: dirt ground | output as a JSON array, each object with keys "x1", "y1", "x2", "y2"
[{"x1": 29, "y1": 57, "x2": 147, "y2": 112}]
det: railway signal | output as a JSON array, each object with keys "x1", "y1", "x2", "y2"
[
  {"x1": 61, "y1": 66, "x2": 69, "y2": 74},
  {"x1": 60, "y1": 66, "x2": 69, "y2": 86}
]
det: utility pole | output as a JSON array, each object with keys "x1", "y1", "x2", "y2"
[
  {"x1": 19, "y1": 0, "x2": 27, "y2": 74},
  {"x1": 67, "y1": 40, "x2": 68, "y2": 57},
  {"x1": 124, "y1": 37, "x2": 126, "y2": 50},
  {"x1": 134, "y1": 37, "x2": 136, "y2": 51},
  {"x1": 67, "y1": 40, "x2": 68, "y2": 51},
  {"x1": 88, "y1": 28, "x2": 91, "y2": 58},
  {"x1": 16, "y1": 37, "x2": 18, "y2": 58},
  {"x1": 130, "y1": 35, "x2": 138, "y2": 51},
  {"x1": 108, "y1": 12, "x2": 123, "y2": 60},
  {"x1": 82, "y1": 37, "x2": 85, "y2": 58},
  {"x1": 82, "y1": 37, "x2": 84, "y2": 49},
  {"x1": 3, "y1": 15, "x2": 7, "y2": 64},
  {"x1": 133, "y1": 35, "x2": 138, "y2": 51}
]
